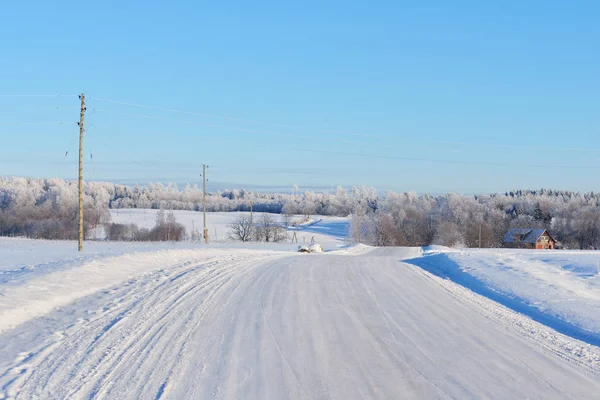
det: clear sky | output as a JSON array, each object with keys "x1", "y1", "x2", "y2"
[{"x1": 1, "y1": 1, "x2": 598, "y2": 193}]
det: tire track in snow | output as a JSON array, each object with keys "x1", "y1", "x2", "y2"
[
  {"x1": 257, "y1": 264, "x2": 307, "y2": 398},
  {"x1": 356, "y1": 266, "x2": 449, "y2": 398},
  {"x1": 89, "y1": 255, "x2": 285, "y2": 400},
  {"x1": 26, "y1": 258, "x2": 226, "y2": 398},
  {"x1": 3, "y1": 252, "x2": 290, "y2": 399},
  {"x1": 2, "y1": 248, "x2": 600, "y2": 399}
]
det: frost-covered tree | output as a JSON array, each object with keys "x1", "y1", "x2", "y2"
[
  {"x1": 3, "y1": 176, "x2": 600, "y2": 249},
  {"x1": 257, "y1": 214, "x2": 287, "y2": 243},
  {"x1": 433, "y1": 221, "x2": 464, "y2": 247},
  {"x1": 228, "y1": 216, "x2": 253, "y2": 242}
]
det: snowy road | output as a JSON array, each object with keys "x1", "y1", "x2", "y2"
[{"x1": 2, "y1": 247, "x2": 600, "y2": 399}]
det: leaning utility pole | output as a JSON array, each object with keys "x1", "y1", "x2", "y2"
[
  {"x1": 78, "y1": 93, "x2": 86, "y2": 251},
  {"x1": 203, "y1": 164, "x2": 209, "y2": 243}
]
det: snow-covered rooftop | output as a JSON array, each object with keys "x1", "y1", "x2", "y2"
[{"x1": 504, "y1": 228, "x2": 548, "y2": 244}]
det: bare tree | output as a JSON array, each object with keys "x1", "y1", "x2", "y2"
[
  {"x1": 107, "y1": 223, "x2": 135, "y2": 241},
  {"x1": 282, "y1": 203, "x2": 295, "y2": 227},
  {"x1": 433, "y1": 221, "x2": 464, "y2": 248},
  {"x1": 257, "y1": 213, "x2": 287, "y2": 243},
  {"x1": 575, "y1": 208, "x2": 600, "y2": 249},
  {"x1": 376, "y1": 212, "x2": 398, "y2": 246},
  {"x1": 156, "y1": 209, "x2": 165, "y2": 227},
  {"x1": 464, "y1": 220, "x2": 495, "y2": 248},
  {"x1": 349, "y1": 206, "x2": 376, "y2": 244},
  {"x1": 146, "y1": 211, "x2": 185, "y2": 241},
  {"x1": 228, "y1": 216, "x2": 253, "y2": 242},
  {"x1": 166, "y1": 211, "x2": 177, "y2": 241}
]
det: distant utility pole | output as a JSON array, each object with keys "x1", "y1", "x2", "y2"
[
  {"x1": 250, "y1": 200, "x2": 254, "y2": 241},
  {"x1": 203, "y1": 164, "x2": 209, "y2": 244},
  {"x1": 478, "y1": 224, "x2": 482, "y2": 248},
  {"x1": 78, "y1": 93, "x2": 86, "y2": 252}
]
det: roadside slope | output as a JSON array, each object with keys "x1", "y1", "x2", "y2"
[{"x1": 404, "y1": 247, "x2": 600, "y2": 346}]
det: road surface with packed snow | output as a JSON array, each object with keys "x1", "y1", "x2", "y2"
[{"x1": 1, "y1": 243, "x2": 600, "y2": 399}]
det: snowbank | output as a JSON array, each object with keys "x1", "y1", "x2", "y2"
[{"x1": 405, "y1": 247, "x2": 600, "y2": 346}]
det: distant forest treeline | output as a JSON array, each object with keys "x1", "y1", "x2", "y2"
[{"x1": 1, "y1": 177, "x2": 599, "y2": 249}]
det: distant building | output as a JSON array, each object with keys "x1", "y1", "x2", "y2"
[{"x1": 503, "y1": 229, "x2": 556, "y2": 249}]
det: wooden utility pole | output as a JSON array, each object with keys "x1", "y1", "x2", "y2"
[
  {"x1": 203, "y1": 164, "x2": 209, "y2": 243},
  {"x1": 78, "y1": 93, "x2": 86, "y2": 251},
  {"x1": 250, "y1": 200, "x2": 254, "y2": 241},
  {"x1": 478, "y1": 224, "x2": 482, "y2": 248}
]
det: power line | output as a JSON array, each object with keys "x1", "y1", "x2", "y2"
[
  {"x1": 89, "y1": 96, "x2": 314, "y2": 131},
  {"x1": 6, "y1": 93, "x2": 594, "y2": 184},
  {"x1": 53, "y1": 147, "x2": 591, "y2": 172},
  {"x1": 3, "y1": 122, "x2": 596, "y2": 176},
  {"x1": 0, "y1": 121, "x2": 73, "y2": 125},
  {"x1": 0, "y1": 105, "x2": 80, "y2": 110},
  {"x1": 2, "y1": 94, "x2": 588, "y2": 168},
  {"x1": 89, "y1": 109, "x2": 600, "y2": 160},
  {"x1": 293, "y1": 148, "x2": 600, "y2": 170},
  {"x1": 420, "y1": 139, "x2": 600, "y2": 154},
  {"x1": 86, "y1": 115, "x2": 600, "y2": 168},
  {"x1": 88, "y1": 96, "x2": 600, "y2": 154},
  {"x1": 0, "y1": 94, "x2": 78, "y2": 97},
  {"x1": 84, "y1": 120, "x2": 189, "y2": 170},
  {"x1": 89, "y1": 108, "x2": 364, "y2": 145}
]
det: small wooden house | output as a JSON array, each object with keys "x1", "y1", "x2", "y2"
[{"x1": 503, "y1": 229, "x2": 556, "y2": 249}]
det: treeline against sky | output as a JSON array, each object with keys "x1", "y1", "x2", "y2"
[{"x1": 1, "y1": 177, "x2": 599, "y2": 249}]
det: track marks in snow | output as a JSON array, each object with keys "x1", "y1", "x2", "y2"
[
  {"x1": 2, "y1": 249, "x2": 600, "y2": 399},
  {"x1": 0, "y1": 252, "x2": 290, "y2": 399}
]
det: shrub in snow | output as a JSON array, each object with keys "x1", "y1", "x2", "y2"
[
  {"x1": 297, "y1": 246, "x2": 311, "y2": 253},
  {"x1": 309, "y1": 244, "x2": 324, "y2": 253},
  {"x1": 105, "y1": 210, "x2": 186, "y2": 242}
]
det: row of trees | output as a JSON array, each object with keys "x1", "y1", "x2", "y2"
[
  {"x1": 2, "y1": 177, "x2": 600, "y2": 248},
  {"x1": 109, "y1": 183, "x2": 377, "y2": 217},
  {"x1": 106, "y1": 210, "x2": 186, "y2": 242},
  {"x1": 349, "y1": 192, "x2": 600, "y2": 249},
  {"x1": 0, "y1": 177, "x2": 110, "y2": 240},
  {"x1": 228, "y1": 214, "x2": 287, "y2": 243}
]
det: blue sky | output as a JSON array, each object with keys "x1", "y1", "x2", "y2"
[{"x1": 1, "y1": 1, "x2": 598, "y2": 193}]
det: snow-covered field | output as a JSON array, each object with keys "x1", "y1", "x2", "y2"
[
  {"x1": 406, "y1": 246, "x2": 600, "y2": 346},
  {"x1": 2, "y1": 222, "x2": 600, "y2": 398},
  {"x1": 109, "y1": 209, "x2": 349, "y2": 249}
]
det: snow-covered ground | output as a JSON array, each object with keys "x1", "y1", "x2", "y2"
[
  {"x1": 2, "y1": 224, "x2": 600, "y2": 398},
  {"x1": 406, "y1": 246, "x2": 600, "y2": 346},
  {"x1": 109, "y1": 209, "x2": 349, "y2": 249},
  {"x1": 0, "y1": 238, "x2": 198, "y2": 273}
]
